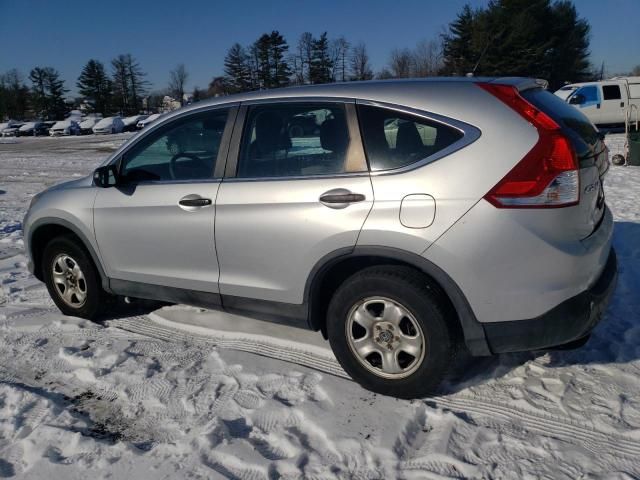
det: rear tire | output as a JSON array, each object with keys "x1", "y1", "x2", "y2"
[
  {"x1": 327, "y1": 266, "x2": 456, "y2": 398},
  {"x1": 42, "y1": 235, "x2": 112, "y2": 320}
]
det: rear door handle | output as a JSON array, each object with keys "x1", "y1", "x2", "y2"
[
  {"x1": 319, "y1": 188, "x2": 365, "y2": 209},
  {"x1": 178, "y1": 195, "x2": 212, "y2": 211}
]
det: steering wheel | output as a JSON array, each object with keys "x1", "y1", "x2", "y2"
[{"x1": 169, "y1": 153, "x2": 201, "y2": 180}]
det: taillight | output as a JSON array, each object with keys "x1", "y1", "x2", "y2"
[{"x1": 478, "y1": 83, "x2": 579, "y2": 209}]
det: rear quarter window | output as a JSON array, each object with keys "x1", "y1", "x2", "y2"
[{"x1": 357, "y1": 105, "x2": 463, "y2": 171}]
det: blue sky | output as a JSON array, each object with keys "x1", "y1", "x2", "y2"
[{"x1": 1, "y1": 0, "x2": 638, "y2": 96}]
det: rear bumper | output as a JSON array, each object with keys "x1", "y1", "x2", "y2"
[{"x1": 483, "y1": 247, "x2": 617, "y2": 354}]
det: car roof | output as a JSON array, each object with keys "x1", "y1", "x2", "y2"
[{"x1": 169, "y1": 77, "x2": 543, "y2": 113}]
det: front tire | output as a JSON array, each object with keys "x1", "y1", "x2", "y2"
[
  {"x1": 327, "y1": 266, "x2": 456, "y2": 398},
  {"x1": 42, "y1": 235, "x2": 111, "y2": 320}
]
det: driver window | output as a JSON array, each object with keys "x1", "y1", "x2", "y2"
[
  {"x1": 122, "y1": 109, "x2": 229, "y2": 182},
  {"x1": 571, "y1": 86, "x2": 599, "y2": 106}
]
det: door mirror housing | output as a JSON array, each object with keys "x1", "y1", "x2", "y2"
[
  {"x1": 569, "y1": 93, "x2": 585, "y2": 105},
  {"x1": 93, "y1": 163, "x2": 120, "y2": 188}
]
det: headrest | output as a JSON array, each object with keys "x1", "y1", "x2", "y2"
[
  {"x1": 254, "y1": 111, "x2": 290, "y2": 153},
  {"x1": 396, "y1": 121, "x2": 423, "y2": 154},
  {"x1": 320, "y1": 117, "x2": 349, "y2": 153}
]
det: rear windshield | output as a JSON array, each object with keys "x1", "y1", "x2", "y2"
[{"x1": 521, "y1": 88, "x2": 602, "y2": 159}]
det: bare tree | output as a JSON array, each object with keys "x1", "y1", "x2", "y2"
[
  {"x1": 331, "y1": 36, "x2": 350, "y2": 82},
  {"x1": 350, "y1": 42, "x2": 373, "y2": 81},
  {"x1": 389, "y1": 48, "x2": 413, "y2": 78},
  {"x1": 631, "y1": 65, "x2": 640, "y2": 76},
  {"x1": 168, "y1": 64, "x2": 189, "y2": 105},
  {"x1": 296, "y1": 32, "x2": 314, "y2": 84},
  {"x1": 412, "y1": 39, "x2": 443, "y2": 77}
]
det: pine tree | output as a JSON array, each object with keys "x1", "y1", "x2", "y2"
[
  {"x1": 309, "y1": 32, "x2": 333, "y2": 84},
  {"x1": 45, "y1": 68, "x2": 67, "y2": 119},
  {"x1": 111, "y1": 55, "x2": 130, "y2": 114},
  {"x1": 224, "y1": 43, "x2": 252, "y2": 92},
  {"x1": 77, "y1": 59, "x2": 112, "y2": 114},
  {"x1": 29, "y1": 67, "x2": 48, "y2": 118},
  {"x1": 0, "y1": 70, "x2": 30, "y2": 119},
  {"x1": 252, "y1": 31, "x2": 290, "y2": 89},
  {"x1": 442, "y1": 4, "x2": 477, "y2": 75},
  {"x1": 29, "y1": 67, "x2": 67, "y2": 119},
  {"x1": 268, "y1": 31, "x2": 291, "y2": 88},
  {"x1": 441, "y1": 0, "x2": 592, "y2": 89},
  {"x1": 254, "y1": 34, "x2": 272, "y2": 89},
  {"x1": 544, "y1": 0, "x2": 591, "y2": 87},
  {"x1": 126, "y1": 54, "x2": 148, "y2": 114}
]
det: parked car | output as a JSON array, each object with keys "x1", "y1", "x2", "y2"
[
  {"x1": 555, "y1": 76, "x2": 640, "y2": 127},
  {"x1": 92, "y1": 116, "x2": 125, "y2": 135},
  {"x1": 49, "y1": 120, "x2": 80, "y2": 136},
  {"x1": 0, "y1": 121, "x2": 23, "y2": 137},
  {"x1": 79, "y1": 116, "x2": 102, "y2": 135},
  {"x1": 123, "y1": 115, "x2": 148, "y2": 132},
  {"x1": 18, "y1": 121, "x2": 49, "y2": 137},
  {"x1": 23, "y1": 78, "x2": 616, "y2": 398},
  {"x1": 137, "y1": 113, "x2": 162, "y2": 129}
]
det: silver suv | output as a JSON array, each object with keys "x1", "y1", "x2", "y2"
[{"x1": 24, "y1": 78, "x2": 617, "y2": 398}]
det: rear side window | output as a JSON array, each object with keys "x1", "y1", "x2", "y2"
[
  {"x1": 602, "y1": 85, "x2": 621, "y2": 100},
  {"x1": 237, "y1": 103, "x2": 352, "y2": 178},
  {"x1": 357, "y1": 105, "x2": 462, "y2": 171}
]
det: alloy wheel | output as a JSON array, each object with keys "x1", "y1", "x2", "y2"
[
  {"x1": 345, "y1": 296, "x2": 426, "y2": 379},
  {"x1": 51, "y1": 254, "x2": 87, "y2": 308}
]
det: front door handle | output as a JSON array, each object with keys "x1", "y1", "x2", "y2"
[
  {"x1": 178, "y1": 195, "x2": 212, "y2": 211},
  {"x1": 319, "y1": 188, "x2": 365, "y2": 209}
]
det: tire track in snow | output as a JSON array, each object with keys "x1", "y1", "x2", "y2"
[
  {"x1": 111, "y1": 313, "x2": 640, "y2": 462},
  {"x1": 431, "y1": 396, "x2": 640, "y2": 459},
  {"x1": 108, "y1": 315, "x2": 349, "y2": 379}
]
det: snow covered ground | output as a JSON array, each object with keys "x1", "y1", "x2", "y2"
[{"x1": 0, "y1": 133, "x2": 639, "y2": 479}]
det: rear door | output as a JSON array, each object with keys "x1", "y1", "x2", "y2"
[
  {"x1": 600, "y1": 83, "x2": 626, "y2": 124},
  {"x1": 215, "y1": 100, "x2": 373, "y2": 308},
  {"x1": 523, "y1": 88, "x2": 608, "y2": 238}
]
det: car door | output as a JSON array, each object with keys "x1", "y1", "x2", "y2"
[
  {"x1": 568, "y1": 85, "x2": 602, "y2": 124},
  {"x1": 215, "y1": 100, "x2": 374, "y2": 309},
  {"x1": 600, "y1": 83, "x2": 626, "y2": 124},
  {"x1": 93, "y1": 106, "x2": 236, "y2": 295}
]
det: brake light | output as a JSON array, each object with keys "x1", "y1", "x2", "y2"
[{"x1": 478, "y1": 83, "x2": 579, "y2": 208}]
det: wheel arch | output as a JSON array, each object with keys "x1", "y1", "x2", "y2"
[
  {"x1": 28, "y1": 218, "x2": 111, "y2": 292},
  {"x1": 305, "y1": 246, "x2": 491, "y2": 356}
]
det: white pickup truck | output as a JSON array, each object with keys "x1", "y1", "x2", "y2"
[{"x1": 554, "y1": 77, "x2": 640, "y2": 127}]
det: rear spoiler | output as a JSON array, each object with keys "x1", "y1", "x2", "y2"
[{"x1": 485, "y1": 77, "x2": 549, "y2": 92}]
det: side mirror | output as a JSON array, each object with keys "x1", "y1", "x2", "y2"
[
  {"x1": 569, "y1": 94, "x2": 585, "y2": 105},
  {"x1": 93, "y1": 164, "x2": 120, "y2": 188}
]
